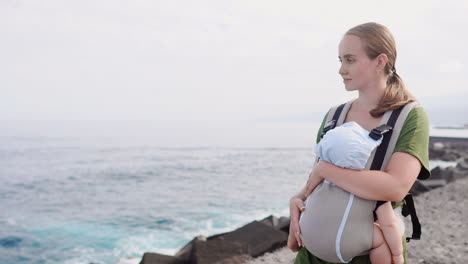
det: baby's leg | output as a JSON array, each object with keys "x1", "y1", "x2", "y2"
[
  {"x1": 374, "y1": 202, "x2": 404, "y2": 264},
  {"x1": 370, "y1": 223, "x2": 391, "y2": 264}
]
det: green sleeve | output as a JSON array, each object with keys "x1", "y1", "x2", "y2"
[
  {"x1": 393, "y1": 107, "x2": 431, "y2": 180},
  {"x1": 315, "y1": 110, "x2": 330, "y2": 144}
]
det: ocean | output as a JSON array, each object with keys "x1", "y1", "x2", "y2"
[
  {"x1": 1, "y1": 127, "x2": 465, "y2": 264},
  {"x1": 0, "y1": 136, "x2": 314, "y2": 264}
]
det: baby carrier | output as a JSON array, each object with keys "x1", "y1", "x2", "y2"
[{"x1": 299, "y1": 100, "x2": 422, "y2": 263}]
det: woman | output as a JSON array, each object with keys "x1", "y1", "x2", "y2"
[{"x1": 288, "y1": 22, "x2": 430, "y2": 264}]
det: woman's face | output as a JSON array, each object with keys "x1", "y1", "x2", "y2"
[{"x1": 338, "y1": 35, "x2": 378, "y2": 92}]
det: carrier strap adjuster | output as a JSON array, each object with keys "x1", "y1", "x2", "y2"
[
  {"x1": 402, "y1": 194, "x2": 421, "y2": 242},
  {"x1": 369, "y1": 124, "x2": 393, "y2": 140},
  {"x1": 321, "y1": 120, "x2": 337, "y2": 138}
]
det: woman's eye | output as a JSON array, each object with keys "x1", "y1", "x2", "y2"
[{"x1": 347, "y1": 58, "x2": 354, "y2": 63}]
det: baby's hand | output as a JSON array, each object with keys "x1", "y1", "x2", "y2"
[{"x1": 392, "y1": 254, "x2": 404, "y2": 264}]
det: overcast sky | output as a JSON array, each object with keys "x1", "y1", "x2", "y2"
[{"x1": 1, "y1": 0, "x2": 467, "y2": 146}]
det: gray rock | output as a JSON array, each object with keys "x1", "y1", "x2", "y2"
[
  {"x1": 214, "y1": 254, "x2": 253, "y2": 264},
  {"x1": 139, "y1": 253, "x2": 184, "y2": 264},
  {"x1": 259, "y1": 215, "x2": 290, "y2": 233},
  {"x1": 175, "y1": 235, "x2": 206, "y2": 263},
  {"x1": 259, "y1": 215, "x2": 279, "y2": 228},
  {"x1": 409, "y1": 180, "x2": 430, "y2": 196},
  {"x1": 276, "y1": 217, "x2": 290, "y2": 233},
  {"x1": 456, "y1": 157, "x2": 468, "y2": 171},
  {"x1": 191, "y1": 239, "x2": 248, "y2": 264},
  {"x1": 208, "y1": 221, "x2": 288, "y2": 257}
]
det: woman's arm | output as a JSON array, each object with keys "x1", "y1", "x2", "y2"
[
  {"x1": 315, "y1": 151, "x2": 421, "y2": 202},
  {"x1": 287, "y1": 167, "x2": 323, "y2": 251}
]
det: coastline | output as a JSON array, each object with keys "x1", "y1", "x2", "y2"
[{"x1": 132, "y1": 136, "x2": 468, "y2": 264}]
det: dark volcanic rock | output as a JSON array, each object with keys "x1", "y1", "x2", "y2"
[
  {"x1": 259, "y1": 215, "x2": 290, "y2": 234},
  {"x1": 409, "y1": 180, "x2": 430, "y2": 196},
  {"x1": 259, "y1": 215, "x2": 279, "y2": 228},
  {"x1": 139, "y1": 252, "x2": 185, "y2": 264},
  {"x1": 208, "y1": 221, "x2": 288, "y2": 258},
  {"x1": 175, "y1": 235, "x2": 206, "y2": 263},
  {"x1": 214, "y1": 254, "x2": 253, "y2": 264},
  {"x1": 276, "y1": 216, "x2": 290, "y2": 233},
  {"x1": 191, "y1": 240, "x2": 248, "y2": 264}
]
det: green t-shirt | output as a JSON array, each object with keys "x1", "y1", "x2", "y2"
[
  {"x1": 315, "y1": 106, "x2": 430, "y2": 180},
  {"x1": 294, "y1": 106, "x2": 431, "y2": 264}
]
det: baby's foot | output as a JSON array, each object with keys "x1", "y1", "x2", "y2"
[{"x1": 392, "y1": 254, "x2": 404, "y2": 264}]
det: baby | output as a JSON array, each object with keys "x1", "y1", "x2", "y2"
[{"x1": 300, "y1": 121, "x2": 404, "y2": 264}]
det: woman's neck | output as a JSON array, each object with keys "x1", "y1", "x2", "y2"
[{"x1": 354, "y1": 79, "x2": 387, "y2": 112}]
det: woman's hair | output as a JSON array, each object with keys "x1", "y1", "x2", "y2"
[{"x1": 345, "y1": 22, "x2": 416, "y2": 117}]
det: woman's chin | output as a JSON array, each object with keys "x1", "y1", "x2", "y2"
[{"x1": 344, "y1": 85, "x2": 356, "y2": 92}]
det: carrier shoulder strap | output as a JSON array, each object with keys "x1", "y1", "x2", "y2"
[
  {"x1": 370, "y1": 102, "x2": 421, "y2": 242},
  {"x1": 319, "y1": 101, "x2": 421, "y2": 242},
  {"x1": 313, "y1": 101, "x2": 352, "y2": 164}
]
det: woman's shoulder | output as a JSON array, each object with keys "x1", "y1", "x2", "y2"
[
  {"x1": 395, "y1": 103, "x2": 431, "y2": 180},
  {"x1": 401, "y1": 104, "x2": 429, "y2": 131}
]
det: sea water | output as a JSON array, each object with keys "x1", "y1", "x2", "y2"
[
  {"x1": 0, "y1": 136, "x2": 314, "y2": 264},
  {"x1": 1, "y1": 127, "x2": 464, "y2": 264}
]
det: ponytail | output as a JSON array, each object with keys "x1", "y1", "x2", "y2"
[{"x1": 369, "y1": 71, "x2": 416, "y2": 117}]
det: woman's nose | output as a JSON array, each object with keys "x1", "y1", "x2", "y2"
[{"x1": 338, "y1": 63, "x2": 347, "y2": 76}]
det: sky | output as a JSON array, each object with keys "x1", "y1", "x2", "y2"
[{"x1": 1, "y1": 0, "x2": 467, "y2": 147}]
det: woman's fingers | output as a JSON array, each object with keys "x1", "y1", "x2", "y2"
[
  {"x1": 288, "y1": 196, "x2": 307, "y2": 251},
  {"x1": 296, "y1": 199, "x2": 306, "y2": 212},
  {"x1": 295, "y1": 229, "x2": 303, "y2": 248},
  {"x1": 287, "y1": 232, "x2": 300, "y2": 251}
]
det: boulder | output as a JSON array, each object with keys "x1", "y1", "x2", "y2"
[
  {"x1": 259, "y1": 215, "x2": 279, "y2": 228},
  {"x1": 276, "y1": 216, "x2": 290, "y2": 233},
  {"x1": 441, "y1": 150, "x2": 462, "y2": 161},
  {"x1": 429, "y1": 147, "x2": 446, "y2": 160},
  {"x1": 421, "y1": 179, "x2": 447, "y2": 190},
  {"x1": 430, "y1": 166, "x2": 454, "y2": 182},
  {"x1": 456, "y1": 157, "x2": 468, "y2": 171},
  {"x1": 410, "y1": 180, "x2": 430, "y2": 196},
  {"x1": 432, "y1": 142, "x2": 444, "y2": 150},
  {"x1": 139, "y1": 253, "x2": 184, "y2": 264},
  {"x1": 259, "y1": 215, "x2": 290, "y2": 233},
  {"x1": 175, "y1": 235, "x2": 206, "y2": 263},
  {"x1": 207, "y1": 221, "x2": 288, "y2": 257},
  {"x1": 214, "y1": 254, "x2": 253, "y2": 264},
  {"x1": 191, "y1": 239, "x2": 248, "y2": 264}
]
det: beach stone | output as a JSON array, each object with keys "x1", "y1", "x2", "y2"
[
  {"x1": 276, "y1": 216, "x2": 290, "y2": 233},
  {"x1": 441, "y1": 150, "x2": 461, "y2": 161},
  {"x1": 428, "y1": 147, "x2": 446, "y2": 160},
  {"x1": 259, "y1": 215, "x2": 279, "y2": 228},
  {"x1": 259, "y1": 215, "x2": 290, "y2": 233},
  {"x1": 456, "y1": 156, "x2": 468, "y2": 171},
  {"x1": 208, "y1": 220, "x2": 288, "y2": 257},
  {"x1": 409, "y1": 180, "x2": 430, "y2": 196},
  {"x1": 432, "y1": 142, "x2": 444, "y2": 150},
  {"x1": 421, "y1": 179, "x2": 446, "y2": 190},
  {"x1": 429, "y1": 166, "x2": 454, "y2": 183},
  {"x1": 214, "y1": 254, "x2": 253, "y2": 264},
  {"x1": 175, "y1": 235, "x2": 206, "y2": 262},
  {"x1": 192, "y1": 239, "x2": 248, "y2": 264},
  {"x1": 139, "y1": 252, "x2": 184, "y2": 264}
]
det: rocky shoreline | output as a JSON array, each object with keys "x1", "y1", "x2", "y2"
[{"x1": 131, "y1": 136, "x2": 468, "y2": 264}]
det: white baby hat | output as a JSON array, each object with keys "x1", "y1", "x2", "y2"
[{"x1": 315, "y1": 122, "x2": 383, "y2": 170}]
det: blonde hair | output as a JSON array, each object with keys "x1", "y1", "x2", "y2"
[{"x1": 346, "y1": 22, "x2": 416, "y2": 117}]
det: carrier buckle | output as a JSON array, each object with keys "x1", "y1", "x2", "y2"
[
  {"x1": 321, "y1": 120, "x2": 337, "y2": 138},
  {"x1": 369, "y1": 124, "x2": 393, "y2": 140}
]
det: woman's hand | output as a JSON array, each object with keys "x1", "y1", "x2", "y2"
[{"x1": 287, "y1": 196, "x2": 306, "y2": 252}]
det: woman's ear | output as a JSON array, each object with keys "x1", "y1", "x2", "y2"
[{"x1": 376, "y1": 54, "x2": 389, "y2": 72}]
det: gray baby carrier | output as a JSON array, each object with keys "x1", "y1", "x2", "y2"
[{"x1": 299, "y1": 100, "x2": 421, "y2": 263}]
